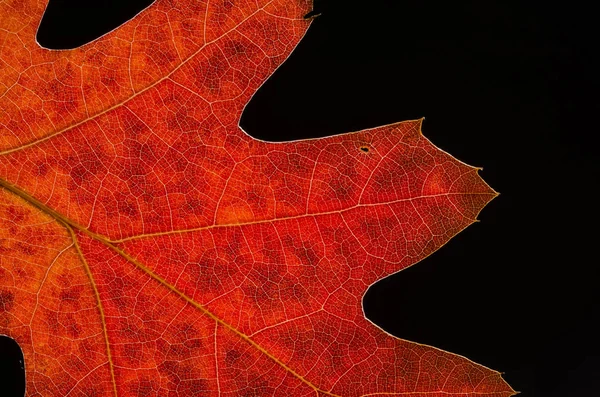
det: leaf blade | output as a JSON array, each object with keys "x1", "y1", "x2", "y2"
[{"x1": 0, "y1": 0, "x2": 514, "y2": 395}]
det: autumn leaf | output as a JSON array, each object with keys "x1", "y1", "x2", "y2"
[{"x1": 0, "y1": 0, "x2": 515, "y2": 396}]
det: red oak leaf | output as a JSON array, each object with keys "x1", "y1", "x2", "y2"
[{"x1": 0, "y1": 0, "x2": 515, "y2": 396}]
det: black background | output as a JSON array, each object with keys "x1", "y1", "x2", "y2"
[{"x1": 2, "y1": 0, "x2": 598, "y2": 396}]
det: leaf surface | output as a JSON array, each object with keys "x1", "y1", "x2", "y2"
[{"x1": 0, "y1": 0, "x2": 515, "y2": 396}]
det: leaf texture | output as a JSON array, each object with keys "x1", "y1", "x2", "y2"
[{"x1": 0, "y1": 0, "x2": 515, "y2": 396}]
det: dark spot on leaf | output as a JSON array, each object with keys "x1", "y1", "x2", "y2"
[
  {"x1": 220, "y1": 0, "x2": 234, "y2": 13},
  {"x1": 79, "y1": 385, "x2": 103, "y2": 397},
  {"x1": 179, "y1": 379, "x2": 210, "y2": 396},
  {"x1": 128, "y1": 376, "x2": 158, "y2": 395},
  {"x1": 330, "y1": 176, "x2": 354, "y2": 200},
  {"x1": 35, "y1": 162, "x2": 49, "y2": 176},
  {"x1": 224, "y1": 39, "x2": 247, "y2": 57},
  {"x1": 147, "y1": 41, "x2": 177, "y2": 68},
  {"x1": 185, "y1": 337, "x2": 203, "y2": 350},
  {"x1": 225, "y1": 348, "x2": 241, "y2": 366},
  {"x1": 100, "y1": 71, "x2": 117, "y2": 89},
  {"x1": 245, "y1": 188, "x2": 267, "y2": 210},
  {"x1": 118, "y1": 199, "x2": 139, "y2": 217},
  {"x1": 59, "y1": 285, "x2": 83, "y2": 303},
  {"x1": 159, "y1": 360, "x2": 181, "y2": 380},
  {"x1": 195, "y1": 51, "x2": 229, "y2": 96},
  {"x1": 6, "y1": 206, "x2": 25, "y2": 223},
  {"x1": 0, "y1": 290, "x2": 14, "y2": 313},
  {"x1": 373, "y1": 167, "x2": 396, "y2": 191},
  {"x1": 238, "y1": 378, "x2": 271, "y2": 397},
  {"x1": 182, "y1": 198, "x2": 204, "y2": 215},
  {"x1": 123, "y1": 342, "x2": 144, "y2": 365},
  {"x1": 69, "y1": 164, "x2": 89, "y2": 186},
  {"x1": 47, "y1": 311, "x2": 59, "y2": 333},
  {"x1": 295, "y1": 244, "x2": 319, "y2": 267},
  {"x1": 66, "y1": 321, "x2": 81, "y2": 338},
  {"x1": 16, "y1": 242, "x2": 36, "y2": 256},
  {"x1": 293, "y1": 283, "x2": 309, "y2": 303}
]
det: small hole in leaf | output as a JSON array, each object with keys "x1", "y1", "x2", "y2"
[{"x1": 359, "y1": 146, "x2": 370, "y2": 153}]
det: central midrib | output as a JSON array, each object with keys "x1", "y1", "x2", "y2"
[{"x1": 0, "y1": 172, "x2": 497, "y2": 396}]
